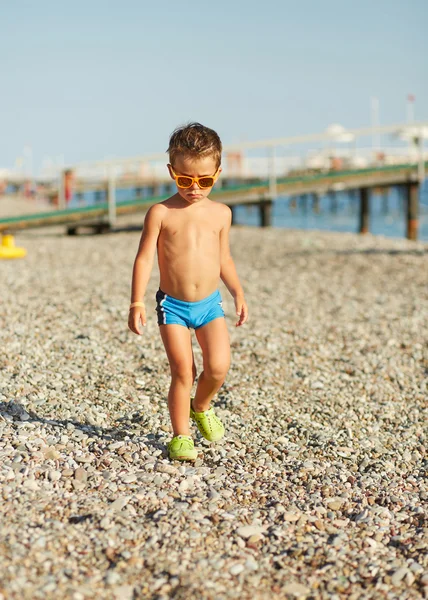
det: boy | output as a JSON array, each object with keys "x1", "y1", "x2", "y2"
[{"x1": 128, "y1": 123, "x2": 248, "y2": 461}]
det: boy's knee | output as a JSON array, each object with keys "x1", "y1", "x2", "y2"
[
  {"x1": 205, "y1": 360, "x2": 230, "y2": 382},
  {"x1": 170, "y1": 362, "x2": 194, "y2": 386}
]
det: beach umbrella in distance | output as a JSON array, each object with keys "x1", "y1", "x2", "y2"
[
  {"x1": 325, "y1": 124, "x2": 355, "y2": 144},
  {"x1": 325, "y1": 124, "x2": 355, "y2": 169},
  {"x1": 395, "y1": 125, "x2": 428, "y2": 145},
  {"x1": 394, "y1": 125, "x2": 428, "y2": 182}
]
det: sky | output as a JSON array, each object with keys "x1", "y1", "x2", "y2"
[{"x1": 1, "y1": 0, "x2": 427, "y2": 174}]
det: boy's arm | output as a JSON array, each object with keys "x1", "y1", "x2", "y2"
[
  {"x1": 128, "y1": 204, "x2": 163, "y2": 334},
  {"x1": 219, "y1": 206, "x2": 248, "y2": 327}
]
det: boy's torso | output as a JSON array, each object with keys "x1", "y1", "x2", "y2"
[{"x1": 157, "y1": 197, "x2": 227, "y2": 302}]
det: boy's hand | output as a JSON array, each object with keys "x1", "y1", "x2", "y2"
[
  {"x1": 234, "y1": 298, "x2": 248, "y2": 327},
  {"x1": 128, "y1": 306, "x2": 147, "y2": 335}
]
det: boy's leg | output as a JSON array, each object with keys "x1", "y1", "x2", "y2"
[
  {"x1": 159, "y1": 324, "x2": 195, "y2": 436},
  {"x1": 193, "y1": 318, "x2": 230, "y2": 412}
]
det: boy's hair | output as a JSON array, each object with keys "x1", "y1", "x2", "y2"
[{"x1": 167, "y1": 122, "x2": 222, "y2": 169}]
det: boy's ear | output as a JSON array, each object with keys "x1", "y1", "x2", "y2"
[{"x1": 167, "y1": 164, "x2": 174, "y2": 179}]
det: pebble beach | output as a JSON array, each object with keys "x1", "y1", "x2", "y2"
[{"x1": 0, "y1": 197, "x2": 427, "y2": 599}]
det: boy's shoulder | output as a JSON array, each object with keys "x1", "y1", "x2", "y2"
[
  {"x1": 206, "y1": 199, "x2": 231, "y2": 214},
  {"x1": 204, "y1": 200, "x2": 232, "y2": 227},
  {"x1": 146, "y1": 200, "x2": 171, "y2": 217},
  {"x1": 143, "y1": 201, "x2": 169, "y2": 228},
  {"x1": 212, "y1": 201, "x2": 232, "y2": 223},
  {"x1": 155, "y1": 195, "x2": 186, "y2": 211}
]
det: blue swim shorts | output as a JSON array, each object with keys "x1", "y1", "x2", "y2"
[{"x1": 155, "y1": 289, "x2": 225, "y2": 329}]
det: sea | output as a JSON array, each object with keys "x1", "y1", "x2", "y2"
[
  {"x1": 69, "y1": 181, "x2": 428, "y2": 242},
  {"x1": 233, "y1": 184, "x2": 428, "y2": 241}
]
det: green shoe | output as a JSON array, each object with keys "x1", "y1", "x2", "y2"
[
  {"x1": 167, "y1": 435, "x2": 198, "y2": 461},
  {"x1": 190, "y1": 403, "x2": 225, "y2": 442}
]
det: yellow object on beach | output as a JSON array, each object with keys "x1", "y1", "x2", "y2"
[{"x1": 0, "y1": 235, "x2": 27, "y2": 259}]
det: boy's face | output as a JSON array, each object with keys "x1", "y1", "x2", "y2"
[{"x1": 168, "y1": 155, "x2": 221, "y2": 204}]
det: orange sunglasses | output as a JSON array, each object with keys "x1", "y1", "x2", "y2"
[{"x1": 169, "y1": 165, "x2": 220, "y2": 189}]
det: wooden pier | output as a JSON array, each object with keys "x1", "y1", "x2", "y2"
[{"x1": 0, "y1": 162, "x2": 426, "y2": 240}]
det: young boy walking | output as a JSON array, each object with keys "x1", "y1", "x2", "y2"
[{"x1": 128, "y1": 123, "x2": 248, "y2": 461}]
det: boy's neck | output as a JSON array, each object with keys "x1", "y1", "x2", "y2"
[{"x1": 173, "y1": 193, "x2": 211, "y2": 207}]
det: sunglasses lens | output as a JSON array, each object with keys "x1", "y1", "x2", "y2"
[
  {"x1": 198, "y1": 177, "x2": 215, "y2": 188},
  {"x1": 176, "y1": 176, "x2": 193, "y2": 188}
]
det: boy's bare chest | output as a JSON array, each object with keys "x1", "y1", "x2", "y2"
[{"x1": 161, "y1": 212, "x2": 221, "y2": 247}]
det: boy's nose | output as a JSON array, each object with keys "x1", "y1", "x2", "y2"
[{"x1": 190, "y1": 181, "x2": 199, "y2": 190}]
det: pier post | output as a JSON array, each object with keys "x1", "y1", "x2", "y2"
[
  {"x1": 107, "y1": 171, "x2": 117, "y2": 227},
  {"x1": 406, "y1": 181, "x2": 419, "y2": 241},
  {"x1": 301, "y1": 195, "x2": 308, "y2": 214},
  {"x1": 381, "y1": 190, "x2": 389, "y2": 215},
  {"x1": 259, "y1": 199, "x2": 272, "y2": 227},
  {"x1": 95, "y1": 190, "x2": 103, "y2": 203},
  {"x1": 228, "y1": 205, "x2": 236, "y2": 225},
  {"x1": 58, "y1": 170, "x2": 67, "y2": 209},
  {"x1": 268, "y1": 147, "x2": 277, "y2": 199},
  {"x1": 153, "y1": 183, "x2": 163, "y2": 198},
  {"x1": 359, "y1": 187, "x2": 370, "y2": 234},
  {"x1": 350, "y1": 189, "x2": 358, "y2": 216},
  {"x1": 312, "y1": 193, "x2": 320, "y2": 214}
]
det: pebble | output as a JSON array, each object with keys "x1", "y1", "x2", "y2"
[
  {"x1": 236, "y1": 525, "x2": 266, "y2": 539},
  {"x1": 155, "y1": 463, "x2": 177, "y2": 475},
  {"x1": 282, "y1": 582, "x2": 311, "y2": 597},
  {"x1": 99, "y1": 517, "x2": 111, "y2": 530},
  {"x1": 283, "y1": 512, "x2": 301, "y2": 522},
  {"x1": 325, "y1": 498, "x2": 345, "y2": 511},
  {"x1": 178, "y1": 479, "x2": 190, "y2": 493},
  {"x1": 74, "y1": 468, "x2": 88, "y2": 482},
  {"x1": 0, "y1": 219, "x2": 426, "y2": 599},
  {"x1": 75, "y1": 455, "x2": 94, "y2": 464},
  {"x1": 245, "y1": 559, "x2": 258, "y2": 571},
  {"x1": 122, "y1": 474, "x2": 137, "y2": 483},
  {"x1": 229, "y1": 564, "x2": 245, "y2": 576},
  {"x1": 112, "y1": 585, "x2": 134, "y2": 600},
  {"x1": 391, "y1": 567, "x2": 409, "y2": 586},
  {"x1": 22, "y1": 479, "x2": 39, "y2": 490},
  {"x1": 109, "y1": 496, "x2": 131, "y2": 512},
  {"x1": 105, "y1": 572, "x2": 122, "y2": 585}
]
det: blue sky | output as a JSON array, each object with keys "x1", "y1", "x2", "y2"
[{"x1": 2, "y1": 0, "x2": 427, "y2": 173}]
